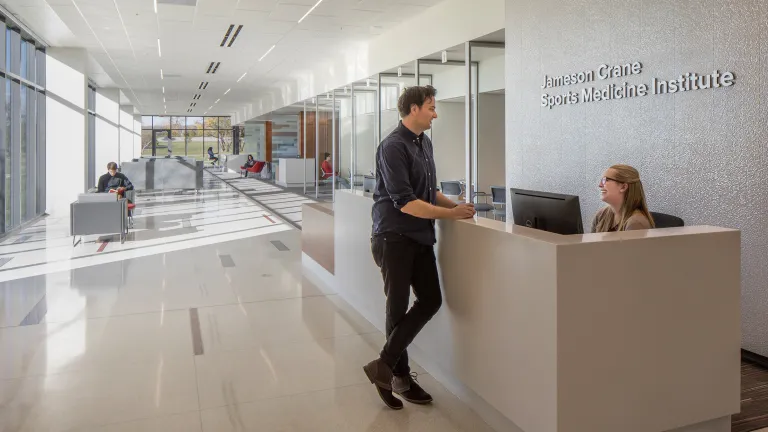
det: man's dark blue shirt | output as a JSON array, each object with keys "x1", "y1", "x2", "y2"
[{"x1": 371, "y1": 121, "x2": 437, "y2": 245}]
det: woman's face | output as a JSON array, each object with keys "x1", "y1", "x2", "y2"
[{"x1": 599, "y1": 168, "x2": 626, "y2": 206}]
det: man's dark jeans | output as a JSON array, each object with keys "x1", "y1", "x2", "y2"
[{"x1": 371, "y1": 233, "x2": 443, "y2": 376}]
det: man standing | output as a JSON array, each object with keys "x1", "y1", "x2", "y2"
[{"x1": 363, "y1": 85, "x2": 475, "y2": 409}]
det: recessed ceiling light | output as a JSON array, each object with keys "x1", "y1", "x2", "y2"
[
  {"x1": 157, "y1": 39, "x2": 162, "y2": 57},
  {"x1": 237, "y1": 72, "x2": 247, "y2": 82},
  {"x1": 224, "y1": 89, "x2": 230, "y2": 95},
  {"x1": 259, "y1": 45, "x2": 275, "y2": 62},
  {"x1": 298, "y1": 0, "x2": 323, "y2": 23}
]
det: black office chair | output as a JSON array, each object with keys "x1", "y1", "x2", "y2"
[{"x1": 651, "y1": 212, "x2": 684, "y2": 228}]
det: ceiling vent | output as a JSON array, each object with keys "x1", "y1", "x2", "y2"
[
  {"x1": 222, "y1": 25, "x2": 243, "y2": 47},
  {"x1": 205, "y1": 62, "x2": 221, "y2": 74},
  {"x1": 199, "y1": 81, "x2": 209, "y2": 90},
  {"x1": 193, "y1": 94, "x2": 201, "y2": 100},
  {"x1": 220, "y1": 25, "x2": 234, "y2": 47},
  {"x1": 190, "y1": 102, "x2": 197, "y2": 107}
]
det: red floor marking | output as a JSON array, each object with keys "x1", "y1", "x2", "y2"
[
  {"x1": 264, "y1": 215, "x2": 276, "y2": 224},
  {"x1": 97, "y1": 240, "x2": 109, "y2": 252}
]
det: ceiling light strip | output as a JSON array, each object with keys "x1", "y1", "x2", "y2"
[
  {"x1": 153, "y1": 0, "x2": 157, "y2": 14},
  {"x1": 258, "y1": 45, "x2": 275, "y2": 62},
  {"x1": 70, "y1": 0, "x2": 142, "y2": 106},
  {"x1": 237, "y1": 72, "x2": 247, "y2": 82},
  {"x1": 224, "y1": 89, "x2": 231, "y2": 95},
  {"x1": 298, "y1": 0, "x2": 323, "y2": 23},
  {"x1": 157, "y1": 39, "x2": 162, "y2": 57},
  {"x1": 160, "y1": 69, "x2": 164, "y2": 80}
]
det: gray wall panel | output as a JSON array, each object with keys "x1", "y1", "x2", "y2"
[{"x1": 505, "y1": 0, "x2": 768, "y2": 355}]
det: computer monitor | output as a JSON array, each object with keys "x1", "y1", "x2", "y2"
[{"x1": 510, "y1": 188, "x2": 584, "y2": 235}]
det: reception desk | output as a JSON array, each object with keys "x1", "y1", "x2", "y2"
[
  {"x1": 276, "y1": 158, "x2": 316, "y2": 188},
  {"x1": 303, "y1": 190, "x2": 740, "y2": 432}
]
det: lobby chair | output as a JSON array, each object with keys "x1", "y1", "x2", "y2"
[
  {"x1": 440, "y1": 181, "x2": 462, "y2": 202},
  {"x1": 472, "y1": 191, "x2": 494, "y2": 217},
  {"x1": 651, "y1": 212, "x2": 684, "y2": 229}
]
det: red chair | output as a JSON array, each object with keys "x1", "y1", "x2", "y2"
[{"x1": 241, "y1": 161, "x2": 266, "y2": 178}]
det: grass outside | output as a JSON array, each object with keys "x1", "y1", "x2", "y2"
[{"x1": 141, "y1": 137, "x2": 216, "y2": 161}]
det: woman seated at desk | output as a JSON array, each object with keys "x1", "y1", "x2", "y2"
[{"x1": 592, "y1": 164, "x2": 655, "y2": 232}]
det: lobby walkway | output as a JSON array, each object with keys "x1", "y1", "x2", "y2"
[{"x1": 0, "y1": 174, "x2": 493, "y2": 431}]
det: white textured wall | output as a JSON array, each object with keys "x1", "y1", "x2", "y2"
[
  {"x1": 505, "y1": 0, "x2": 767, "y2": 356},
  {"x1": 45, "y1": 48, "x2": 88, "y2": 215}
]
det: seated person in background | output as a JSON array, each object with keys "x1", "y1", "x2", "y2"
[
  {"x1": 207, "y1": 147, "x2": 218, "y2": 165},
  {"x1": 320, "y1": 152, "x2": 350, "y2": 188},
  {"x1": 592, "y1": 164, "x2": 655, "y2": 232},
  {"x1": 97, "y1": 162, "x2": 134, "y2": 199},
  {"x1": 321, "y1": 153, "x2": 335, "y2": 179},
  {"x1": 241, "y1": 154, "x2": 255, "y2": 177}
]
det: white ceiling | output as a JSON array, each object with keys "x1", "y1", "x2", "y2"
[{"x1": 1, "y1": 0, "x2": 446, "y2": 116}]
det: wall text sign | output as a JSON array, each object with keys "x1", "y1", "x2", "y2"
[{"x1": 540, "y1": 62, "x2": 735, "y2": 109}]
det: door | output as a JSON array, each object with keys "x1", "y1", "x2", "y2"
[{"x1": 151, "y1": 129, "x2": 171, "y2": 156}]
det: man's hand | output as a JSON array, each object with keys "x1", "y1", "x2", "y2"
[{"x1": 449, "y1": 203, "x2": 476, "y2": 219}]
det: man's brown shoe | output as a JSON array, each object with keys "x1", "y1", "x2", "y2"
[
  {"x1": 363, "y1": 358, "x2": 394, "y2": 391},
  {"x1": 393, "y1": 373, "x2": 433, "y2": 404},
  {"x1": 375, "y1": 385, "x2": 404, "y2": 410}
]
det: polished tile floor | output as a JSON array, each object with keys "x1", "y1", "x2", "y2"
[{"x1": 0, "y1": 173, "x2": 495, "y2": 431}]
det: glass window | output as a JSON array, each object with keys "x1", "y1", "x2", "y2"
[
  {"x1": 4, "y1": 29, "x2": 9, "y2": 71},
  {"x1": 170, "y1": 116, "x2": 185, "y2": 129},
  {"x1": 186, "y1": 129, "x2": 203, "y2": 160},
  {"x1": 20, "y1": 84, "x2": 26, "y2": 222},
  {"x1": 4, "y1": 78, "x2": 9, "y2": 231},
  {"x1": 218, "y1": 117, "x2": 231, "y2": 129},
  {"x1": 19, "y1": 41, "x2": 26, "y2": 79},
  {"x1": 186, "y1": 116, "x2": 203, "y2": 130},
  {"x1": 141, "y1": 115, "x2": 153, "y2": 129},
  {"x1": 218, "y1": 130, "x2": 232, "y2": 154},
  {"x1": 203, "y1": 117, "x2": 219, "y2": 131},
  {"x1": 153, "y1": 115, "x2": 170, "y2": 129},
  {"x1": 141, "y1": 130, "x2": 153, "y2": 157}
]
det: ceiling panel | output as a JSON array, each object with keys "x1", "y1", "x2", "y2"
[
  {"x1": 236, "y1": 0, "x2": 279, "y2": 11},
  {"x1": 268, "y1": 3, "x2": 311, "y2": 21},
  {"x1": 5, "y1": 0, "x2": 453, "y2": 115}
]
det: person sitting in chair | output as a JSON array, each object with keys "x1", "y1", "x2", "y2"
[
  {"x1": 241, "y1": 154, "x2": 256, "y2": 177},
  {"x1": 97, "y1": 162, "x2": 134, "y2": 199},
  {"x1": 321, "y1": 152, "x2": 351, "y2": 188},
  {"x1": 207, "y1": 147, "x2": 219, "y2": 166}
]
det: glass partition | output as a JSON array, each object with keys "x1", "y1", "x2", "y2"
[{"x1": 140, "y1": 115, "x2": 232, "y2": 159}]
